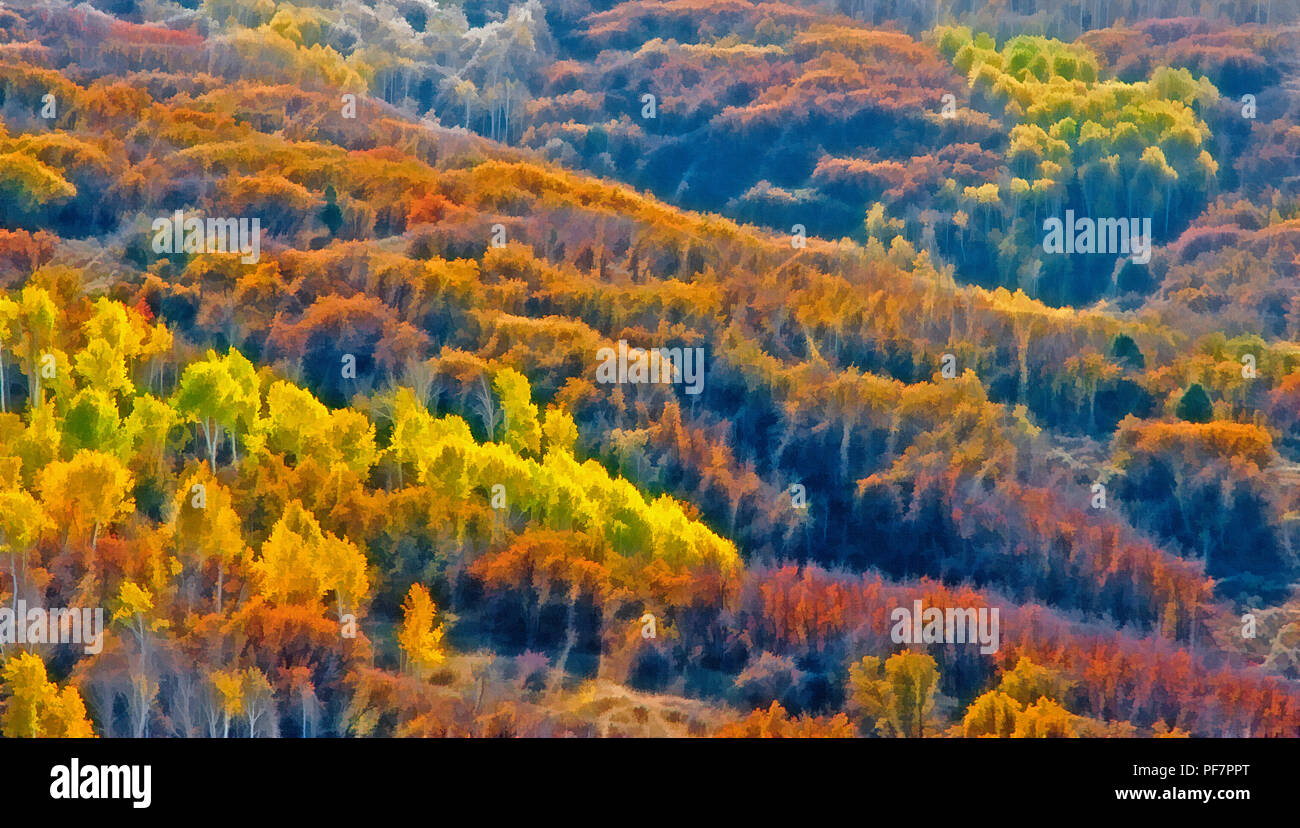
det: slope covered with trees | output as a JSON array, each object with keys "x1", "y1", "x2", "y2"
[{"x1": 0, "y1": 0, "x2": 1298, "y2": 737}]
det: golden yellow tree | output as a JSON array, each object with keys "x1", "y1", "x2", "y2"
[
  {"x1": 173, "y1": 469, "x2": 248, "y2": 613},
  {"x1": 209, "y1": 668, "x2": 244, "y2": 739},
  {"x1": 961, "y1": 690, "x2": 1021, "y2": 737},
  {"x1": 398, "y1": 583, "x2": 446, "y2": 677},
  {"x1": 36, "y1": 449, "x2": 134, "y2": 549},
  {"x1": 254, "y1": 500, "x2": 370, "y2": 620},
  {"x1": 848, "y1": 650, "x2": 940, "y2": 737},
  {"x1": 0, "y1": 652, "x2": 95, "y2": 738},
  {"x1": 1012, "y1": 697, "x2": 1080, "y2": 737}
]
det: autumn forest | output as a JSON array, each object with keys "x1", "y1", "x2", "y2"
[{"x1": 0, "y1": 0, "x2": 1298, "y2": 741}]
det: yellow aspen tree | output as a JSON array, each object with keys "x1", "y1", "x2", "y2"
[
  {"x1": 314, "y1": 533, "x2": 370, "y2": 621},
  {"x1": 16, "y1": 286, "x2": 57, "y2": 409},
  {"x1": 962, "y1": 690, "x2": 1021, "y2": 737},
  {"x1": 36, "y1": 449, "x2": 134, "y2": 549},
  {"x1": 209, "y1": 668, "x2": 244, "y2": 738},
  {"x1": 848, "y1": 650, "x2": 940, "y2": 737},
  {"x1": 253, "y1": 500, "x2": 326, "y2": 606},
  {"x1": 0, "y1": 652, "x2": 95, "y2": 738},
  {"x1": 0, "y1": 295, "x2": 18, "y2": 413},
  {"x1": 73, "y1": 338, "x2": 133, "y2": 398},
  {"x1": 1012, "y1": 697, "x2": 1080, "y2": 738},
  {"x1": 494, "y1": 367, "x2": 542, "y2": 455},
  {"x1": 0, "y1": 485, "x2": 49, "y2": 605}
]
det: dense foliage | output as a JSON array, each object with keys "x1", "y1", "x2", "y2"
[{"x1": 0, "y1": 0, "x2": 1297, "y2": 737}]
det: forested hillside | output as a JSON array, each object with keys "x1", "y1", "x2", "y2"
[{"x1": 0, "y1": 0, "x2": 1298, "y2": 738}]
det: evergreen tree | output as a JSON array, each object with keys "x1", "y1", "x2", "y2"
[
  {"x1": 320, "y1": 184, "x2": 343, "y2": 237},
  {"x1": 1176, "y1": 383, "x2": 1214, "y2": 423}
]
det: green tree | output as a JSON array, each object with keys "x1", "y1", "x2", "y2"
[{"x1": 1176, "y1": 383, "x2": 1213, "y2": 423}]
